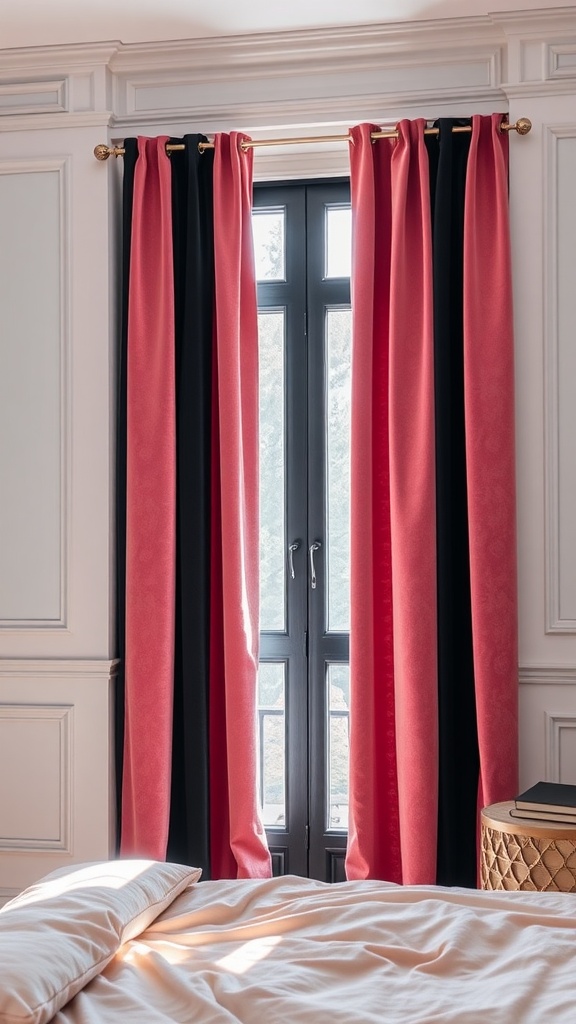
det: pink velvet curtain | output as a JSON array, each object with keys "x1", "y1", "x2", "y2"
[
  {"x1": 210, "y1": 134, "x2": 270, "y2": 878},
  {"x1": 122, "y1": 137, "x2": 176, "y2": 860},
  {"x1": 463, "y1": 115, "x2": 518, "y2": 815},
  {"x1": 346, "y1": 115, "x2": 518, "y2": 885},
  {"x1": 120, "y1": 133, "x2": 270, "y2": 877}
]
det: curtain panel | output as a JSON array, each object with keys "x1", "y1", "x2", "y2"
[
  {"x1": 116, "y1": 133, "x2": 271, "y2": 880},
  {"x1": 346, "y1": 114, "x2": 518, "y2": 887}
]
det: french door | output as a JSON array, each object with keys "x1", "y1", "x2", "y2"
[{"x1": 253, "y1": 180, "x2": 351, "y2": 881}]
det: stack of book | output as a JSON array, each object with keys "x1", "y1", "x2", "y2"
[{"x1": 510, "y1": 781, "x2": 576, "y2": 824}]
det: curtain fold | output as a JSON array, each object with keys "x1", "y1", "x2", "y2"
[
  {"x1": 388, "y1": 120, "x2": 439, "y2": 885},
  {"x1": 211, "y1": 133, "x2": 271, "y2": 878},
  {"x1": 118, "y1": 133, "x2": 270, "y2": 879},
  {"x1": 347, "y1": 114, "x2": 518, "y2": 886},
  {"x1": 166, "y1": 134, "x2": 214, "y2": 873},
  {"x1": 463, "y1": 115, "x2": 518, "y2": 814},
  {"x1": 122, "y1": 137, "x2": 176, "y2": 861},
  {"x1": 426, "y1": 119, "x2": 480, "y2": 887},
  {"x1": 347, "y1": 123, "x2": 400, "y2": 883},
  {"x1": 115, "y1": 136, "x2": 138, "y2": 845}
]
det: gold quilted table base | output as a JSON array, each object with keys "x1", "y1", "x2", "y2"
[{"x1": 481, "y1": 801, "x2": 576, "y2": 892}]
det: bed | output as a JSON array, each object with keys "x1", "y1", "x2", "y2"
[{"x1": 1, "y1": 859, "x2": 575, "y2": 1023}]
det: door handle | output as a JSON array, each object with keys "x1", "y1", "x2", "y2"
[
  {"x1": 309, "y1": 541, "x2": 321, "y2": 590},
  {"x1": 288, "y1": 540, "x2": 300, "y2": 580}
]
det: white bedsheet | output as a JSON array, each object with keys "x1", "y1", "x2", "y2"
[{"x1": 53, "y1": 875, "x2": 576, "y2": 1023}]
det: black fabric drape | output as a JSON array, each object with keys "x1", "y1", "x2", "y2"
[
  {"x1": 427, "y1": 119, "x2": 480, "y2": 887},
  {"x1": 166, "y1": 136, "x2": 215, "y2": 876},
  {"x1": 115, "y1": 137, "x2": 138, "y2": 848},
  {"x1": 116, "y1": 136, "x2": 216, "y2": 875}
]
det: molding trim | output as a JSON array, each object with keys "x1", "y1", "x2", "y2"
[
  {"x1": 492, "y1": 7, "x2": 576, "y2": 35},
  {"x1": 0, "y1": 110, "x2": 113, "y2": 131},
  {"x1": 108, "y1": 17, "x2": 503, "y2": 74},
  {"x1": 0, "y1": 41, "x2": 120, "y2": 74},
  {"x1": 0, "y1": 12, "x2": 572, "y2": 127},
  {"x1": 0, "y1": 157, "x2": 70, "y2": 632},
  {"x1": 520, "y1": 665, "x2": 576, "y2": 686},
  {"x1": 545, "y1": 712, "x2": 576, "y2": 781},
  {"x1": 0, "y1": 79, "x2": 67, "y2": 117},
  {"x1": 111, "y1": 39, "x2": 503, "y2": 126},
  {"x1": 0, "y1": 658, "x2": 119, "y2": 677},
  {"x1": 544, "y1": 122, "x2": 576, "y2": 633},
  {"x1": 0, "y1": 9, "x2": 573, "y2": 82},
  {"x1": 502, "y1": 81, "x2": 576, "y2": 98},
  {"x1": 252, "y1": 146, "x2": 350, "y2": 182},
  {"x1": 0, "y1": 703, "x2": 72, "y2": 852},
  {"x1": 116, "y1": 43, "x2": 502, "y2": 95},
  {"x1": 110, "y1": 87, "x2": 505, "y2": 134},
  {"x1": 549, "y1": 42, "x2": 576, "y2": 79}
]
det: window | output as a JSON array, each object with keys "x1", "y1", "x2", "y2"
[{"x1": 254, "y1": 181, "x2": 351, "y2": 881}]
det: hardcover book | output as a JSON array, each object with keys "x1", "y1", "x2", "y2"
[
  {"x1": 515, "y1": 781, "x2": 576, "y2": 814},
  {"x1": 509, "y1": 806, "x2": 576, "y2": 825}
]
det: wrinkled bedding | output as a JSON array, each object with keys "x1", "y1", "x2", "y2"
[{"x1": 52, "y1": 875, "x2": 576, "y2": 1023}]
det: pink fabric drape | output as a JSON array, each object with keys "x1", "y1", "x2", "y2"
[
  {"x1": 463, "y1": 115, "x2": 519, "y2": 809},
  {"x1": 210, "y1": 133, "x2": 271, "y2": 878},
  {"x1": 346, "y1": 123, "x2": 400, "y2": 883},
  {"x1": 388, "y1": 120, "x2": 438, "y2": 885},
  {"x1": 347, "y1": 115, "x2": 518, "y2": 884},
  {"x1": 122, "y1": 137, "x2": 176, "y2": 860},
  {"x1": 347, "y1": 121, "x2": 438, "y2": 884},
  {"x1": 121, "y1": 133, "x2": 270, "y2": 876}
]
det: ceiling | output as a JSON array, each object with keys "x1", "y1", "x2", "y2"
[{"x1": 2, "y1": 0, "x2": 575, "y2": 50}]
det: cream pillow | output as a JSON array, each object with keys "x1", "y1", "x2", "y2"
[{"x1": 0, "y1": 859, "x2": 201, "y2": 1024}]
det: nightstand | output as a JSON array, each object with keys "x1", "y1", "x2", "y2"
[{"x1": 481, "y1": 800, "x2": 576, "y2": 892}]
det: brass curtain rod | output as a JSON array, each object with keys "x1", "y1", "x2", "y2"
[{"x1": 93, "y1": 117, "x2": 531, "y2": 160}]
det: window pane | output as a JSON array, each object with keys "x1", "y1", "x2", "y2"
[
  {"x1": 258, "y1": 663, "x2": 286, "y2": 828},
  {"x1": 252, "y1": 209, "x2": 285, "y2": 281},
  {"x1": 325, "y1": 206, "x2": 351, "y2": 279},
  {"x1": 327, "y1": 664, "x2": 349, "y2": 831},
  {"x1": 259, "y1": 310, "x2": 285, "y2": 631},
  {"x1": 326, "y1": 307, "x2": 351, "y2": 632}
]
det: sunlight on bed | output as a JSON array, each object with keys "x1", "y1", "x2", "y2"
[
  {"x1": 215, "y1": 933, "x2": 283, "y2": 974},
  {"x1": 122, "y1": 940, "x2": 194, "y2": 967},
  {"x1": 122, "y1": 933, "x2": 283, "y2": 974},
  {"x1": 4, "y1": 859, "x2": 154, "y2": 909}
]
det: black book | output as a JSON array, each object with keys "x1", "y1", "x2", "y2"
[
  {"x1": 509, "y1": 806, "x2": 576, "y2": 825},
  {"x1": 515, "y1": 780, "x2": 576, "y2": 814}
]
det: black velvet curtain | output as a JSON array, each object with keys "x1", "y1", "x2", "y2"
[
  {"x1": 167, "y1": 136, "x2": 214, "y2": 875},
  {"x1": 427, "y1": 119, "x2": 480, "y2": 887}
]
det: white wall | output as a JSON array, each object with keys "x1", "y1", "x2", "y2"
[
  {"x1": 0, "y1": 63, "x2": 118, "y2": 900},
  {"x1": 0, "y1": 7, "x2": 574, "y2": 898}
]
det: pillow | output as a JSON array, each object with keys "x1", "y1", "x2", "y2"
[{"x1": 0, "y1": 859, "x2": 201, "y2": 1024}]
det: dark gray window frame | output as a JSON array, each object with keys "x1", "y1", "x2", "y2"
[{"x1": 254, "y1": 180, "x2": 351, "y2": 881}]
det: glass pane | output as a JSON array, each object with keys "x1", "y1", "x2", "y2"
[
  {"x1": 259, "y1": 310, "x2": 285, "y2": 631},
  {"x1": 326, "y1": 307, "x2": 351, "y2": 631},
  {"x1": 258, "y1": 663, "x2": 286, "y2": 828},
  {"x1": 327, "y1": 664, "x2": 350, "y2": 831},
  {"x1": 252, "y1": 209, "x2": 285, "y2": 281},
  {"x1": 325, "y1": 206, "x2": 351, "y2": 279}
]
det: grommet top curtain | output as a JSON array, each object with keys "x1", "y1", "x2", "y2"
[
  {"x1": 346, "y1": 114, "x2": 518, "y2": 887},
  {"x1": 117, "y1": 132, "x2": 271, "y2": 880}
]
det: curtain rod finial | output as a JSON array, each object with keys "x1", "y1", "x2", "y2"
[
  {"x1": 94, "y1": 144, "x2": 112, "y2": 161},
  {"x1": 515, "y1": 117, "x2": 532, "y2": 136}
]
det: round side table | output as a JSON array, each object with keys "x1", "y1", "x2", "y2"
[{"x1": 481, "y1": 800, "x2": 576, "y2": 892}]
